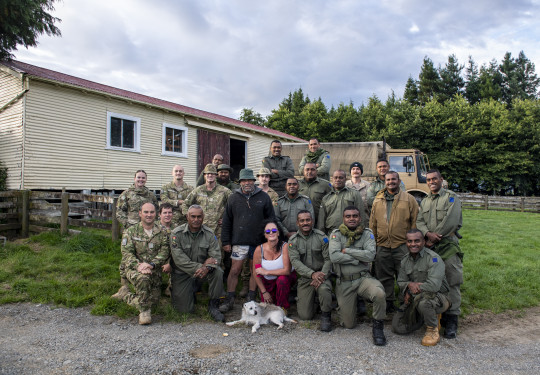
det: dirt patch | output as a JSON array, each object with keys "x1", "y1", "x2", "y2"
[
  {"x1": 189, "y1": 344, "x2": 230, "y2": 359},
  {"x1": 460, "y1": 306, "x2": 540, "y2": 345}
]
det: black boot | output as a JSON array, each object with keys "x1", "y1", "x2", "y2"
[
  {"x1": 386, "y1": 300, "x2": 396, "y2": 314},
  {"x1": 443, "y1": 314, "x2": 458, "y2": 339},
  {"x1": 208, "y1": 299, "x2": 225, "y2": 322},
  {"x1": 219, "y1": 293, "x2": 235, "y2": 313},
  {"x1": 372, "y1": 319, "x2": 387, "y2": 346},
  {"x1": 357, "y1": 298, "x2": 367, "y2": 316},
  {"x1": 320, "y1": 311, "x2": 332, "y2": 332}
]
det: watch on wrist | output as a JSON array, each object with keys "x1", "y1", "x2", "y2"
[
  {"x1": 149, "y1": 262, "x2": 156, "y2": 269},
  {"x1": 206, "y1": 265, "x2": 215, "y2": 273}
]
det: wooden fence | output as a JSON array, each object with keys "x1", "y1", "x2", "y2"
[
  {"x1": 456, "y1": 193, "x2": 540, "y2": 213},
  {"x1": 0, "y1": 190, "x2": 120, "y2": 240}
]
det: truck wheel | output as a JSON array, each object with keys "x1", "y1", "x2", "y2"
[{"x1": 411, "y1": 193, "x2": 426, "y2": 205}]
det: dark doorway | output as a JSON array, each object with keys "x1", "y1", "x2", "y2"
[
  {"x1": 230, "y1": 138, "x2": 246, "y2": 181},
  {"x1": 197, "y1": 129, "x2": 230, "y2": 175}
]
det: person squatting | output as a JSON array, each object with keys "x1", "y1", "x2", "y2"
[{"x1": 112, "y1": 144, "x2": 462, "y2": 347}]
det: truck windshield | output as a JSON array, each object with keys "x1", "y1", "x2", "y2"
[
  {"x1": 417, "y1": 154, "x2": 428, "y2": 183},
  {"x1": 389, "y1": 155, "x2": 414, "y2": 173}
]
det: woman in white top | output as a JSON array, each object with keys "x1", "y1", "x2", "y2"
[{"x1": 253, "y1": 219, "x2": 297, "y2": 310}]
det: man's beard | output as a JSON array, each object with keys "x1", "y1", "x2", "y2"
[{"x1": 218, "y1": 176, "x2": 230, "y2": 184}]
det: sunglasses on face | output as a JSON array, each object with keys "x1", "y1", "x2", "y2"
[{"x1": 265, "y1": 228, "x2": 278, "y2": 234}]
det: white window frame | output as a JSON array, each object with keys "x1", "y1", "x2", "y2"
[
  {"x1": 161, "y1": 123, "x2": 188, "y2": 158},
  {"x1": 106, "y1": 111, "x2": 141, "y2": 152}
]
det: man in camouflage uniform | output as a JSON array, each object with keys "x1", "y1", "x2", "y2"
[
  {"x1": 262, "y1": 140, "x2": 295, "y2": 197},
  {"x1": 288, "y1": 210, "x2": 333, "y2": 331},
  {"x1": 182, "y1": 164, "x2": 232, "y2": 240},
  {"x1": 196, "y1": 154, "x2": 224, "y2": 186},
  {"x1": 345, "y1": 162, "x2": 371, "y2": 219},
  {"x1": 112, "y1": 202, "x2": 169, "y2": 325},
  {"x1": 275, "y1": 178, "x2": 315, "y2": 239},
  {"x1": 170, "y1": 205, "x2": 225, "y2": 322},
  {"x1": 158, "y1": 203, "x2": 174, "y2": 297},
  {"x1": 217, "y1": 164, "x2": 240, "y2": 191},
  {"x1": 298, "y1": 162, "x2": 332, "y2": 226},
  {"x1": 366, "y1": 159, "x2": 406, "y2": 212},
  {"x1": 329, "y1": 206, "x2": 387, "y2": 346},
  {"x1": 161, "y1": 165, "x2": 193, "y2": 228},
  {"x1": 298, "y1": 138, "x2": 331, "y2": 181},
  {"x1": 114, "y1": 170, "x2": 159, "y2": 297},
  {"x1": 257, "y1": 167, "x2": 279, "y2": 205},
  {"x1": 416, "y1": 169, "x2": 463, "y2": 339},
  {"x1": 317, "y1": 170, "x2": 368, "y2": 235},
  {"x1": 393, "y1": 229, "x2": 450, "y2": 346}
]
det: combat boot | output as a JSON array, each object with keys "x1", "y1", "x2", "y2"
[
  {"x1": 111, "y1": 285, "x2": 129, "y2": 301},
  {"x1": 138, "y1": 310, "x2": 152, "y2": 325},
  {"x1": 208, "y1": 299, "x2": 225, "y2": 322},
  {"x1": 320, "y1": 311, "x2": 332, "y2": 332},
  {"x1": 444, "y1": 314, "x2": 458, "y2": 339},
  {"x1": 357, "y1": 298, "x2": 367, "y2": 316},
  {"x1": 421, "y1": 326, "x2": 440, "y2": 346},
  {"x1": 372, "y1": 319, "x2": 387, "y2": 346},
  {"x1": 219, "y1": 295, "x2": 235, "y2": 313},
  {"x1": 239, "y1": 284, "x2": 249, "y2": 298}
]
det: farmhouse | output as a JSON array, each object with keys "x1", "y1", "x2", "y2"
[{"x1": 0, "y1": 60, "x2": 304, "y2": 192}]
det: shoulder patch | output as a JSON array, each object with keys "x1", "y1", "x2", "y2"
[
  {"x1": 289, "y1": 243, "x2": 292, "y2": 247},
  {"x1": 432, "y1": 257, "x2": 438, "y2": 263},
  {"x1": 331, "y1": 234, "x2": 336, "y2": 239},
  {"x1": 326, "y1": 155, "x2": 330, "y2": 158},
  {"x1": 323, "y1": 237, "x2": 329, "y2": 244},
  {"x1": 122, "y1": 238, "x2": 127, "y2": 246},
  {"x1": 449, "y1": 197, "x2": 455, "y2": 203},
  {"x1": 370, "y1": 234, "x2": 374, "y2": 239},
  {"x1": 328, "y1": 183, "x2": 332, "y2": 187},
  {"x1": 172, "y1": 235, "x2": 177, "y2": 241},
  {"x1": 308, "y1": 199, "x2": 312, "y2": 204}
]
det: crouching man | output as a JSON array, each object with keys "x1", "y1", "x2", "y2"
[
  {"x1": 170, "y1": 205, "x2": 225, "y2": 322},
  {"x1": 113, "y1": 202, "x2": 169, "y2": 325},
  {"x1": 392, "y1": 229, "x2": 450, "y2": 346}
]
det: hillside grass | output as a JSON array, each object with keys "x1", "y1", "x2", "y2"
[{"x1": 0, "y1": 210, "x2": 539, "y2": 320}]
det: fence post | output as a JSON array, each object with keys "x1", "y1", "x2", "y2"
[
  {"x1": 21, "y1": 190, "x2": 30, "y2": 238},
  {"x1": 112, "y1": 197, "x2": 120, "y2": 241},
  {"x1": 520, "y1": 197, "x2": 525, "y2": 212},
  {"x1": 61, "y1": 191, "x2": 69, "y2": 235},
  {"x1": 484, "y1": 195, "x2": 489, "y2": 210}
]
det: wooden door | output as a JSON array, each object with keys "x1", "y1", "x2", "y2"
[{"x1": 197, "y1": 129, "x2": 230, "y2": 174}]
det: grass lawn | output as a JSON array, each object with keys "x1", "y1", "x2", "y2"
[{"x1": 0, "y1": 210, "x2": 539, "y2": 320}]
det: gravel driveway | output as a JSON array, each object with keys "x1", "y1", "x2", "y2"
[{"x1": 1, "y1": 303, "x2": 539, "y2": 375}]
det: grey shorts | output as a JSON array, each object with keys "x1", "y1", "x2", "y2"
[{"x1": 231, "y1": 245, "x2": 250, "y2": 261}]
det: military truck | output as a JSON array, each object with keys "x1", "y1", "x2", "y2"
[{"x1": 281, "y1": 140, "x2": 431, "y2": 202}]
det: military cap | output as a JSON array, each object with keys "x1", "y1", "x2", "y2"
[
  {"x1": 350, "y1": 162, "x2": 363, "y2": 174},
  {"x1": 203, "y1": 164, "x2": 218, "y2": 174},
  {"x1": 217, "y1": 164, "x2": 233, "y2": 173},
  {"x1": 256, "y1": 167, "x2": 272, "y2": 177}
]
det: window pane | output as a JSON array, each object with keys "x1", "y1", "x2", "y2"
[
  {"x1": 173, "y1": 128, "x2": 182, "y2": 153},
  {"x1": 122, "y1": 119, "x2": 135, "y2": 148},
  {"x1": 389, "y1": 156, "x2": 407, "y2": 173},
  {"x1": 110, "y1": 117, "x2": 122, "y2": 147},
  {"x1": 165, "y1": 127, "x2": 174, "y2": 152}
]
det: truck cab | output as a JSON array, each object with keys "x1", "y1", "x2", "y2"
[{"x1": 386, "y1": 149, "x2": 430, "y2": 203}]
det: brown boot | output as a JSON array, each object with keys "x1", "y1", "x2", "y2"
[
  {"x1": 111, "y1": 285, "x2": 129, "y2": 300},
  {"x1": 421, "y1": 326, "x2": 440, "y2": 346},
  {"x1": 139, "y1": 310, "x2": 152, "y2": 325}
]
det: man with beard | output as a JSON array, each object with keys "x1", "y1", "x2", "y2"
[{"x1": 217, "y1": 164, "x2": 240, "y2": 191}]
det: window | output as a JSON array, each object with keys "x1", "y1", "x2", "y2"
[
  {"x1": 389, "y1": 155, "x2": 415, "y2": 173},
  {"x1": 106, "y1": 112, "x2": 140, "y2": 152},
  {"x1": 162, "y1": 123, "x2": 188, "y2": 157}
]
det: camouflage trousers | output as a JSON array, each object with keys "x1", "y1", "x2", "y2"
[
  {"x1": 296, "y1": 277, "x2": 333, "y2": 320},
  {"x1": 124, "y1": 268, "x2": 162, "y2": 312},
  {"x1": 336, "y1": 274, "x2": 386, "y2": 328},
  {"x1": 392, "y1": 292, "x2": 450, "y2": 334}
]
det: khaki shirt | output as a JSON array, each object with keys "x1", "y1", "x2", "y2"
[
  {"x1": 182, "y1": 184, "x2": 232, "y2": 233},
  {"x1": 416, "y1": 188, "x2": 462, "y2": 244},
  {"x1": 288, "y1": 229, "x2": 331, "y2": 279},
  {"x1": 121, "y1": 222, "x2": 169, "y2": 272},
  {"x1": 275, "y1": 194, "x2": 315, "y2": 235},
  {"x1": 369, "y1": 189, "x2": 419, "y2": 248},
  {"x1": 262, "y1": 155, "x2": 295, "y2": 190},
  {"x1": 366, "y1": 177, "x2": 406, "y2": 209},
  {"x1": 116, "y1": 185, "x2": 158, "y2": 229},
  {"x1": 317, "y1": 187, "x2": 367, "y2": 234},
  {"x1": 298, "y1": 150, "x2": 331, "y2": 180},
  {"x1": 397, "y1": 247, "x2": 449, "y2": 297},
  {"x1": 160, "y1": 181, "x2": 194, "y2": 226},
  {"x1": 298, "y1": 178, "x2": 333, "y2": 223},
  {"x1": 328, "y1": 228, "x2": 376, "y2": 277},
  {"x1": 170, "y1": 224, "x2": 221, "y2": 276}
]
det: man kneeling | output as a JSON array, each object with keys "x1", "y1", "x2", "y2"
[
  {"x1": 392, "y1": 229, "x2": 450, "y2": 346},
  {"x1": 113, "y1": 202, "x2": 169, "y2": 325},
  {"x1": 170, "y1": 205, "x2": 225, "y2": 322}
]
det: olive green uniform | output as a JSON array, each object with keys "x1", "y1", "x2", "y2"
[
  {"x1": 317, "y1": 187, "x2": 368, "y2": 234},
  {"x1": 116, "y1": 185, "x2": 158, "y2": 229},
  {"x1": 160, "y1": 181, "x2": 194, "y2": 227},
  {"x1": 288, "y1": 229, "x2": 333, "y2": 320},
  {"x1": 392, "y1": 247, "x2": 450, "y2": 333},
  {"x1": 219, "y1": 180, "x2": 240, "y2": 191},
  {"x1": 170, "y1": 224, "x2": 224, "y2": 313},
  {"x1": 275, "y1": 194, "x2": 315, "y2": 236},
  {"x1": 329, "y1": 228, "x2": 386, "y2": 328},
  {"x1": 298, "y1": 150, "x2": 331, "y2": 181},
  {"x1": 262, "y1": 155, "x2": 295, "y2": 197},
  {"x1": 298, "y1": 177, "x2": 332, "y2": 225},
  {"x1": 365, "y1": 177, "x2": 406, "y2": 211},
  {"x1": 120, "y1": 222, "x2": 170, "y2": 312},
  {"x1": 416, "y1": 188, "x2": 463, "y2": 315}
]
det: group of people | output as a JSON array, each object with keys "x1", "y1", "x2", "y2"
[{"x1": 111, "y1": 138, "x2": 463, "y2": 348}]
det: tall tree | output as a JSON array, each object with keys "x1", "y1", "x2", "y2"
[
  {"x1": 0, "y1": 0, "x2": 61, "y2": 60},
  {"x1": 266, "y1": 88, "x2": 311, "y2": 137},
  {"x1": 478, "y1": 60, "x2": 503, "y2": 102},
  {"x1": 464, "y1": 56, "x2": 481, "y2": 104},
  {"x1": 439, "y1": 54, "x2": 465, "y2": 102},
  {"x1": 418, "y1": 57, "x2": 441, "y2": 104},
  {"x1": 403, "y1": 76, "x2": 419, "y2": 105},
  {"x1": 239, "y1": 108, "x2": 265, "y2": 127},
  {"x1": 499, "y1": 51, "x2": 539, "y2": 104}
]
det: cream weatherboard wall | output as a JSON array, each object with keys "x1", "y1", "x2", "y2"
[{"x1": 0, "y1": 68, "x2": 24, "y2": 189}]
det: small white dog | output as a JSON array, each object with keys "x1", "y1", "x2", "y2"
[{"x1": 226, "y1": 301, "x2": 297, "y2": 333}]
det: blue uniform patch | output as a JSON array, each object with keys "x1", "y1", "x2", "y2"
[
  {"x1": 308, "y1": 199, "x2": 312, "y2": 204},
  {"x1": 326, "y1": 155, "x2": 330, "y2": 158},
  {"x1": 323, "y1": 237, "x2": 329, "y2": 243},
  {"x1": 370, "y1": 234, "x2": 374, "y2": 239},
  {"x1": 433, "y1": 258, "x2": 438, "y2": 262},
  {"x1": 449, "y1": 197, "x2": 454, "y2": 203}
]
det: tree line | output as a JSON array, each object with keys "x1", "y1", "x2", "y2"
[{"x1": 240, "y1": 51, "x2": 540, "y2": 196}]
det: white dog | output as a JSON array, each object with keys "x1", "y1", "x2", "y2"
[{"x1": 226, "y1": 301, "x2": 297, "y2": 333}]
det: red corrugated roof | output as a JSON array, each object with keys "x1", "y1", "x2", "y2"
[{"x1": 2, "y1": 59, "x2": 305, "y2": 142}]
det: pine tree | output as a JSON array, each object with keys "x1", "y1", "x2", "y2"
[
  {"x1": 464, "y1": 56, "x2": 481, "y2": 104},
  {"x1": 439, "y1": 54, "x2": 464, "y2": 102},
  {"x1": 418, "y1": 57, "x2": 441, "y2": 104}
]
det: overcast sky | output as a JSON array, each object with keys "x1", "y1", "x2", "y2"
[{"x1": 14, "y1": 0, "x2": 540, "y2": 120}]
